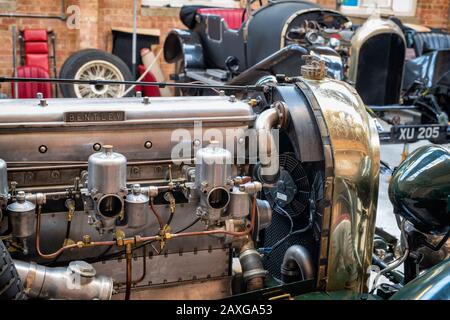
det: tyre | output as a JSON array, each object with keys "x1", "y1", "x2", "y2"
[
  {"x1": 59, "y1": 49, "x2": 134, "y2": 98},
  {"x1": 0, "y1": 240, "x2": 25, "y2": 300}
]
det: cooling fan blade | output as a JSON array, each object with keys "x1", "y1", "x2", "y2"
[{"x1": 263, "y1": 153, "x2": 310, "y2": 217}]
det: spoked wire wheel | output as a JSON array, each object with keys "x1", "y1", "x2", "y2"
[
  {"x1": 59, "y1": 49, "x2": 133, "y2": 98},
  {"x1": 74, "y1": 60, "x2": 125, "y2": 98}
]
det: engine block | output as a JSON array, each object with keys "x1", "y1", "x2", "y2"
[{"x1": 0, "y1": 77, "x2": 380, "y2": 299}]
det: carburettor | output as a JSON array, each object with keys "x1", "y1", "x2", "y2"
[
  {"x1": 195, "y1": 141, "x2": 233, "y2": 222},
  {"x1": 82, "y1": 145, "x2": 129, "y2": 233},
  {"x1": 192, "y1": 141, "x2": 270, "y2": 246}
]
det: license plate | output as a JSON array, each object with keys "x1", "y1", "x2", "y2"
[{"x1": 391, "y1": 125, "x2": 447, "y2": 142}]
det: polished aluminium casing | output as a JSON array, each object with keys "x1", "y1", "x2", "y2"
[
  {"x1": 195, "y1": 143, "x2": 232, "y2": 190},
  {"x1": 195, "y1": 144, "x2": 233, "y2": 221},
  {"x1": 88, "y1": 146, "x2": 127, "y2": 194},
  {"x1": 297, "y1": 77, "x2": 380, "y2": 293},
  {"x1": 0, "y1": 96, "x2": 255, "y2": 163},
  {"x1": 0, "y1": 159, "x2": 7, "y2": 196},
  {"x1": 14, "y1": 260, "x2": 113, "y2": 300},
  {"x1": 7, "y1": 191, "x2": 36, "y2": 238},
  {"x1": 0, "y1": 96, "x2": 255, "y2": 295},
  {"x1": 229, "y1": 186, "x2": 250, "y2": 219},
  {"x1": 125, "y1": 184, "x2": 150, "y2": 229}
]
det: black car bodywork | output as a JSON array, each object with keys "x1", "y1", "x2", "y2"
[{"x1": 164, "y1": 0, "x2": 450, "y2": 143}]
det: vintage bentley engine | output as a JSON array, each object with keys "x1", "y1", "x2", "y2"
[{"x1": 0, "y1": 71, "x2": 380, "y2": 300}]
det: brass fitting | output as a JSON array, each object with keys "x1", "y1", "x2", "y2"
[
  {"x1": 301, "y1": 55, "x2": 327, "y2": 80},
  {"x1": 164, "y1": 192, "x2": 176, "y2": 214},
  {"x1": 167, "y1": 165, "x2": 174, "y2": 189},
  {"x1": 65, "y1": 199, "x2": 76, "y2": 222},
  {"x1": 114, "y1": 230, "x2": 126, "y2": 246},
  {"x1": 77, "y1": 237, "x2": 92, "y2": 248},
  {"x1": 142, "y1": 186, "x2": 159, "y2": 198},
  {"x1": 82, "y1": 235, "x2": 92, "y2": 246},
  {"x1": 248, "y1": 99, "x2": 258, "y2": 108}
]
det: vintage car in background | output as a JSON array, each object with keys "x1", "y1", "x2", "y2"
[{"x1": 163, "y1": 0, "x2": 450, "y2": 144}]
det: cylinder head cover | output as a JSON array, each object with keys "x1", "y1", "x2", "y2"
[
  {"x1": 7, "y1": 191, "x2": 36, "y2": 238},
  {"x1": 0, "y1": 159, "x2": 8, "y2": 197},
  {"x1": 195, "y1": 142, "x2": 232, "y2": 191},
  {"x1": 88, "y1": 145, "x2": 127, "y2": 195}
]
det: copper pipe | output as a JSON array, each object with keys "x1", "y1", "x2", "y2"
[
  {"x1": 141, "y1": 196, "x2": 257, "y2": 242},
  {"x1": 117, "y1": 246, "x2": 147, "y2": 287},
  {"x1": 35, "y1": 205, "x2": 78, "y2": 259},
  {"x1": 35, "y1": 196, "x2": 257, "y2": 260},
  {"x1": 150, "y1": 201, "x2": 165, "y2": 230},
  {"x1": 35, "y1": 205, "x2": 115, "y2": 259},
  {"x1": 125, "y1": 243, "x2": 132, "y2": 300},
  {"x1": 132, "y1": 246, "x2": 147, "y2": 285}
]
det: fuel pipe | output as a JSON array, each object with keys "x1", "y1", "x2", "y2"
[
  {"x1": 125, "y1": 243, "x2": 133, "y2": 300},
  {"x1": 35, "y1": 205, "x2": 116, "y2": 260},
  {"x1": 33, "y1": 196, "x2": 258, "y2": 299}
]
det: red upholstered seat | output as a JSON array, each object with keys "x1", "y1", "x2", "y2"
[
  {"x1": 24, "y1": 42, "x2": 49, "y2": 54},
  {"x1": 135, "y1": 65, "x2": 161, "y2": 97},
  {"x1": 12, "y1": 66, "x2": 52, "y2": 99},
  {"x1": 22, "y1": 29, "x2": 50, "y2": 72},
  {"x1": 25, "y1": 54, "x2": 49, "y2": 71},
  {"x1": 13, "y1": 29, "x2": 53, "y2": 99},
  {"x1": 22, "y1": 29, "x2": 48, "y2": 42},
  {"x1": 196, "y1": 8, "x2": 245, "y2": 30}
]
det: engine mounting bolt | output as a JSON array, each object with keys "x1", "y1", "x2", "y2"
[
  {"x1": 144, "y1": 141, "x2": 153, "y2": 149},
  {"x1": 238, "y1": 137, "x2": 245, "y2": 145},
  {"x1": 219, "y1": 90, "x2": 225, "y2": 96},
  {"x1": 51, "y1": 170, "x2": 60, "y2": 179},
  {"x1": 143, "y1": 96, "x2": 150, "y2": 105},
  {"x1": 36, "y1": 92, "x2": 43, "y2": 99},
  {"x1": 93, "y1": 143, "x2": 102, "y2": 151},
  {"x1": 38, "y1": 145, "x2": 48, "y2": 153},
  {"x1": 39, "y1": 99, "x2": 48, "y2": 107},
  {"x1": 136, "y1": 91, "x2": 142, "y2": 98},
  {"x1": 193, "y1": 139, "x2": 201, "y2": 147},
  {"x1": 229, "y1": 95, "x2": 236, "y2": 103}
]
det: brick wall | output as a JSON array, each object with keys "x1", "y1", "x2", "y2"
[
  {"x1": 0, "y1": 0, "x2": 449, "y2": 97},
  {"x1": 416, "y1": 0, "x2": 450, "y2": 28},
  {"x1": 316, "y1": 0, "x2": 450, "y2": 29},
  {"x1": 0, "y1": 0, "x2": 184, "y2": 97}
]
